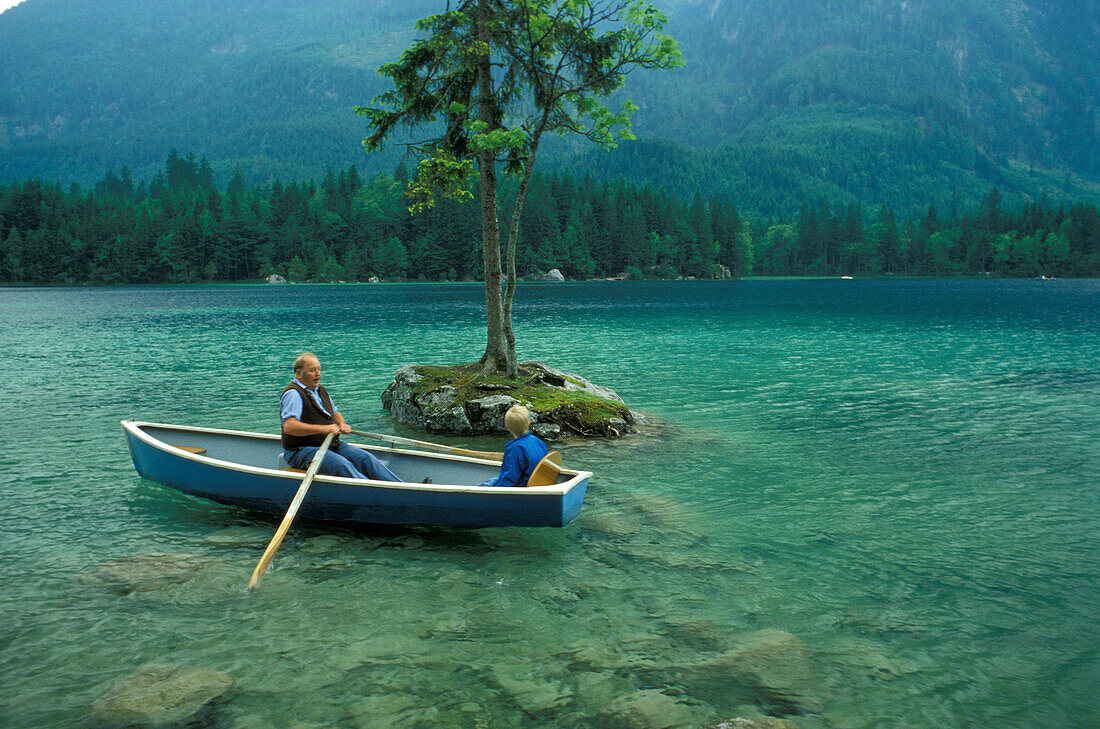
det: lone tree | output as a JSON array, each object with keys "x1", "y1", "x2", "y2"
[{"x1": 357, "y1": 0, "x2": 681, "y2": 378}]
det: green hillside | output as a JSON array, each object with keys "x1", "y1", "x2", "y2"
[{"x1": 1, "y1": 0, "x2": 1097, "y2": 218}]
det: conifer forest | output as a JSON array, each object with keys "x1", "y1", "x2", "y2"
[{"x1": 2, "y1": 152, "x2": 1097, "y2": 285}]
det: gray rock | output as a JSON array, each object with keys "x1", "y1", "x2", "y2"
[
  {"x1": 344, "y1": 694, "x2": 420, "y2": 729},
  {"x1": 531, "y1": 421, "x2": 562, "y2": 440},
  {"x1": 201, "y1": 526, "x2": 271, "y2": 547},
  {"x1": 382, "y1": 369, "x2": 473, "y2": 434},
  {"x1": 598, "y1": 689, "x2": 700, "y2": 729},
  {"x1": 665, "y1": 629, "x2": 822, "y2": 716},
  {"x1": 381, "y1": 367, "x2": 429, "y2": 429},
  {"x1": 826, "y1": 636, "x2": 904, "y2": 680},
  {"x1": 466, "y1": 394, "x2": 521, "y2": 431},
  {"x1": 382, "y1": 361, "x2": 633, "y2": 438},
  {"x1": 422, "y1": 385, "x2": 458, "y2": 413},
  {"x1": 430, "y1": 405, "x2": 473, "y2": 433},
  {"x1": 659, "y1": 619, "x2": 739, "y2": 654},
  {"x1": 265, "y1": 273, "x2": 286, "y2": 284},
  {"x1": 78, "y1": 553, "x2": 216, "y2": 594},
  {"x1": 705, "y1": 718, "x2": 801, "y2": 729},
  {"x1": 572, "y1": 672, "x2": 637, "y2": 715},
  {"x1": 545, "y1": 268, "x2": 565, "y2": 281},
  {"x1": 93, "y1": 663, "x2": 235, "y2": 728},
  {"x1": 489, "y1": 663, "x2": 573, "y2": 716}
]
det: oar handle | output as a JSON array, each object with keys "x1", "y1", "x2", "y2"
[
  {"x1": 248, "y1": 431, "x2": 335, "y2": 590},
  {"x1": 348, "y1": 429, "x2": 502, "y2": 461}
]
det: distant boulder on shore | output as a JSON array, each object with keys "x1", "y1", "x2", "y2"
[
  {"x1": 545, "y1": 268, "x2": 565, "y2": 282},
  {"x1": 265, "y1": 274, "x2": 287, "y2": 284}
]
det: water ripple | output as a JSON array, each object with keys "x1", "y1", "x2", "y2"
[{"x1": 0, "y1": 280, "x2": 1097, "y2": 729}]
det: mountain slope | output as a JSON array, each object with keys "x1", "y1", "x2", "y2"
[
  {"x1": 559, "y1": 0, "x2": 1100, "y2": 216},
  {"x1": 1, "y1": 0, "x2": 1096, "y2": 218},
  {"x1": 0, "y1": 0, "x2": 429, "y2": 183}
]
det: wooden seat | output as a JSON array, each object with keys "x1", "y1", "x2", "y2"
[
  {"x1": 173, "y1": 445, "x2": 207, "y2": 454},
  {"x1": 281, "y1": 467, "x2": 307, "y2": 474},
  {"x1": 526, "y1": 451, "x2": 563, "y2": 487}
]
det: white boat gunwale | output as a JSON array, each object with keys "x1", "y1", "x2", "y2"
[{"x1": 122, "y1": 419, "x2": 589, "y2": 495}]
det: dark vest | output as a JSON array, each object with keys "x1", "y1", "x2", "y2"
[{"x1": 281, "y1": 382, "x2": 340, "y2": 450}]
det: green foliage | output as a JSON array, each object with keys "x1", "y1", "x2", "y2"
[
  {"x1": 356, "y1": 0, "x2": 682, "y2": 207},
  {"x1": 405, "y1": 151, "x2": 475, "y2": 213}
]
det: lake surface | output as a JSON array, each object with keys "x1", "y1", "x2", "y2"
[{"x1": 1, "y1": 279, "x2": 1097, "y2": 729}]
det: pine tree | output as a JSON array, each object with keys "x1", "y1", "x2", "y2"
[{"x1": 358, "y1": 0, "x2": 681, "y2": 376}]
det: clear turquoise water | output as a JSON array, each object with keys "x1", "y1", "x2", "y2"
[{"x1": 1, "y1": 279, "x2": 1097, "y2": 729}]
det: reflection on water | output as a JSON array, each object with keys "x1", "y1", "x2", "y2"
[{"x1": 0, "y1": 279, "x2": 1098, "y2": 728}]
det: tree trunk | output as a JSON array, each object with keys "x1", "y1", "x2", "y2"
[
  {"x1": 502, "y1": 139, "x2": 541, "y2": 378},
  {"x1": 476, "y1": 0, "x2": 507, "y2": 375}
]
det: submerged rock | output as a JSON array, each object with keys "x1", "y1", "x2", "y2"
[
  {"x1": 827, "y1": 636, "x2": 904, "y2": 680},
  {"x1": 598, "y1": 689, "x2": 701, "y2": 729},
  {"x1": 705, "y1": 718, "x2": 801, "y2": 729},
  {"x1": 78, "y1": 553, "x2": 218, "y2": 594},
  {"x1": 488, "y1": 663, "x2": 573, "y2": 716},
  {"x1": 92, "y1": 663, "x2": 236, "y2": 728},
  {"x1": 660, "y1": 629, "x2": 822, "y2": 716},
  {"x1": 201, "y1": 526, "x2": 271, "y2": 547}
]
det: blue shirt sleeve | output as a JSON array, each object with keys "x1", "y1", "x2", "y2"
[{"x1": 280, "y1": 389, "x2": 304, "y2": 422}]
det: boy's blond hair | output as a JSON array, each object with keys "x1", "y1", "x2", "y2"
[{"x1": 504, "y1": 405, "x2": 531, "y2": 437}]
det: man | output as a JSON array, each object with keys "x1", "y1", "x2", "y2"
[{"x1": 280, "y1": 352, "x2": 403, "y2": 481}]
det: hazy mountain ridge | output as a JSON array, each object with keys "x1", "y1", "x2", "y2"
[
  {"x1": 581, "y1": 0, "x2": 1099, "y2": 215},
  {"x1": 1, "y1": 0, "x2": 1096, "y2": 218},
  {"x1": 656, "y1": 0, "x2": 1098, "y2": 168}
]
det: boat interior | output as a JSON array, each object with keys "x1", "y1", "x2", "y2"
[{"x1": 136, "y1": 423, "x2": 566, "y2": 488}]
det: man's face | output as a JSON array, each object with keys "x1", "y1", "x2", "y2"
[{"x1": 297, "y1": 357, "x2": 322, "y2": 389}]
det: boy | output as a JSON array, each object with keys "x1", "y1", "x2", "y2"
[{"x1": 478, "y1": 405, "x2": 549, "y2": 488}]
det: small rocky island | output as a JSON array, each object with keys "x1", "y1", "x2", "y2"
[{"x1": 382, "y1": 362, "x2": 641, "y2": 440}]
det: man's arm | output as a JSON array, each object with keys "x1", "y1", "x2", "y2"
[
  {"x1": 280, "y1": 388, "x2": 341, "y2": 437},
  {"x1": 282, "y1": 417, "x2": 341, "y2": 437}
]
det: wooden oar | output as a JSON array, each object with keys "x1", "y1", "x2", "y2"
[
  {"x1": 248, "y1": 431, "x2": 335, "y2": 591},
  {"x1": 348, "y1": 429, "x2": 502, "y2": 461}
]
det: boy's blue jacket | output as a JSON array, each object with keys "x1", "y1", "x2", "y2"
[{"x1": 479, "y1": 432, "x2": 549, "y2": 488}]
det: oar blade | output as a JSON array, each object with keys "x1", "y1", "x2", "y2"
[{"x1": 248, "y1": 432, "x2": 335, "y2": 590}]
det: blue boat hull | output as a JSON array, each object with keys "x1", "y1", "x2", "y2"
[{"x1": 123, "y1": 421, "x2": 589, "y2": 528}]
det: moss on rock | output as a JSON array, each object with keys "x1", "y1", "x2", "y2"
[{"x1": 381, "y1": 362, "x2": 636, "y2": 439}]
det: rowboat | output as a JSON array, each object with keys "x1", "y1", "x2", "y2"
[{"x1": 121, "y1": 420, "x2": 590, "y2": 528}]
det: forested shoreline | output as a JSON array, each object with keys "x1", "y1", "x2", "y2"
[{"x1": 2, "y1": 151, "x2": 1098, "y2": 285}]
